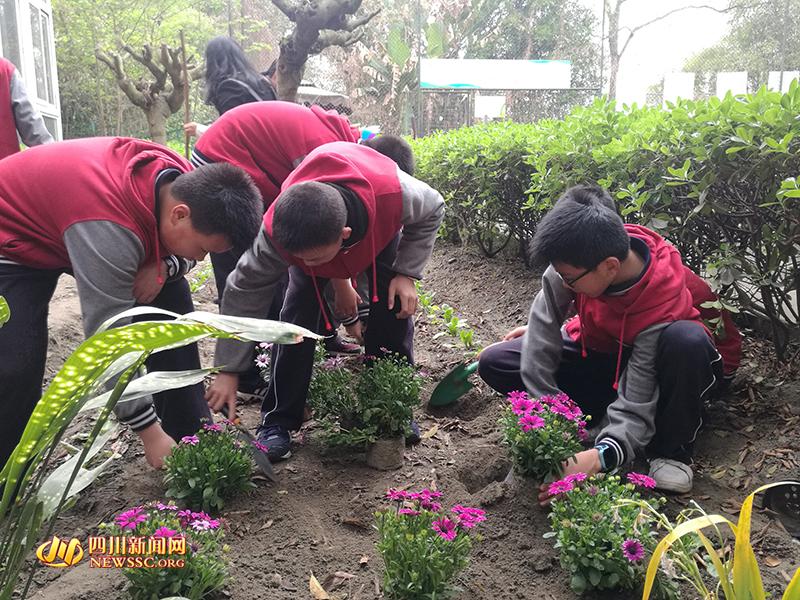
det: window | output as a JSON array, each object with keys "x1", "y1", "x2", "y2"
[
  {"x1": 0, "y1": 0, "x2": 21, "y2": 68},
  {"x1": 28, "y1": 3, "x2": 53, "y2": 103}
]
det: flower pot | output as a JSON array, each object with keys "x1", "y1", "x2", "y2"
[{"x1": 366, "y1": 435, "x2": 405, "y2": 470}]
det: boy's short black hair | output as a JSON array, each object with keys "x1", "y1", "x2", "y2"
[
  {"x1": 532, "y1": 184, "x2": 629, "y2": 269},
  {"x1": 362, "y1": 135, "x2": 415, "y2": 175},
  {"x1": 171, "y1": 163, "x2": 262, "y2": 252},
  {"x1": 272, "y1": 181, "x2": 346, "y2": 252}
]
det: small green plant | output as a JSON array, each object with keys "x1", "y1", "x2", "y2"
[
  {"x1": 546, "y1": 473, "x2": 677, "y2": 598},
  {"x1": 188, "y1": 262, "x2": 214, "y2": 293},
  {"x1": 501, "y1": 391, "x2": 588, "y2": 483},
  {"x1": 100, "y1": 502, "x2": 229, "y2": 600},
  {"x1": 376, "y1": 488, "x2": 485, "y2": 599},
  {"x1": 414, "y1": 282, "x2": 477, "y2": 352},
  {"x1": 310, "y1": 353, "x2": 422, "y2": 447},
  {"x1": 164, "y1": 421, "x2": 255, "y2": 513}
]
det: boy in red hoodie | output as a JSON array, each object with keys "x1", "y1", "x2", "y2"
[
  {"x1": 206, "y1": 141, "x2": 444, "y2": 460},
  {"x1": 479, "y1": 185, "x2": 739, "y2": 495},
  {"x1": 0, "y1": 137, "x2": 262, "y2": 469}
]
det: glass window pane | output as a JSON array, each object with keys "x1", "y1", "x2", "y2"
[
  {"x1": 39, "y1": 9, "x2": 53, "y2": 102},
  {"x1": 42, "y1": 114, "x2": 56, "y2": 139},
  {"x1": 29, "y1": 3, "x2": 47, "y2": 101},
  {"x1": 0, "y1": 0, "x2": 21, "y2": 67}
]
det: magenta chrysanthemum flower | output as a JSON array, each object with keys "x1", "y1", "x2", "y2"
[
  {"x1": 565, "y1": 472, "x2": 587, "y2": 484},
  {"x1": 155, "y1": 502, "x2": 178, "y2": 512},
  {"x1": 627, "y1": 472, "x2": 657, "y2": 489},
  {"x1": 451, "y1": 505, "x2": 486, "y2": 529},
  {"x1": 116, "y1": 507, "x2": 148, "y2": 530},
  {"x1": 519, "y1": 413, "x2": 545, "y2": 432},
  {"x1": 180, "y1": 435, "x2": 199, "y2": 445},
  {"x1": 398, "y1": 508, "x2": 420, "y2": 516},
  {"x1": 252, "y1": 440, "x2": 269, "y2": 453},
  {"x1": 322, "y1": 356, "x2": 346, "y2": 370},
  {"x1": 510, "y1": 395, "x2": 536, "y2": 416},
  {"x1": 386, "y1": 488, "x2": 412, "y2": 502},
  {"x1": 203, "y1": 423, "x2": 223, "y2": 433},
  {"x1": 420, "y1": 500, "x2": 442, "y2": 512},
  {"x1": 622, "y1": 538, "x2": 645, "y2": 562},
  {"x1": 547, "y1": 478, "x2": 575, "y2": 496},
  {"x1": 152, "y1": 526, "x2": 177, "y2": 538},
  {"x1": 411, "y1": 489, "x2": 443, "y2": 501},
  {"x1": 431, "y1": 517, "x2": 458, "y2": 541},
  {"x1": 507, "y1": 390, "x2": 528, "y2": 402}
]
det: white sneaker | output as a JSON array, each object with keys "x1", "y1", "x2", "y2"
[{"x1": 648, "y1": 458, "x2": 693, "y2": 494}]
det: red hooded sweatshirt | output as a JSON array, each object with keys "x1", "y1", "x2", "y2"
[
  {"x1": 0, "y1": 58, "x2": 19, "y2": 160},
  {"x1": 263, "y1": 142, "x2": 404, "y2": 329},
  {"x1": 0, "y1": 137, "x2": 189, "y2": 270},
  {"x1": 193, "y1": 101, "x2": 359, "y2": 207},
  {"x1": 564, "y1": 224, "x2": 707, "y2": 388}
]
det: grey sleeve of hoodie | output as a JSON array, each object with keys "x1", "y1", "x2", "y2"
[
  {"x1": 520, "y1": 266, "x2": 576, "y2": 397},
  {"x1": 214, "y1": 227, "x2": 289, "y2": 372},
  {"x1": 595, "y1": 323, "x2": 669, "y2": 467},
  {"x1": 10, "y1": 69, "x2": 54, "y2": 147},
  {"x1": 63, "y1": 221, "x2": 159, "y2": 432},
  {"x1": 392, "y1": 169, "x2": 445, "y2": 279}
]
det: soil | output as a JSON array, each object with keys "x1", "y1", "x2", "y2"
[{"x1": 22, "y1": 243, "x2": 800, "y2": 600}]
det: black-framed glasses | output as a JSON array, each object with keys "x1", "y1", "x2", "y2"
[{"x1": 559, "y1": 267, "x2": 593, "y2": 288}]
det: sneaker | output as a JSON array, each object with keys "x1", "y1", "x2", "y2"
[
  {"x1": 406, "y1": 421, "x2": 421, "y2": 446},
  {"x1": 324, "y1": 334, "x2": 362, "y2": 356},
  {"x1": 648, "y1": 458, "x2": 693, "y2": 494},
  {"x1": 256, "y1": 425, "x2": 292, "y2": 461}
]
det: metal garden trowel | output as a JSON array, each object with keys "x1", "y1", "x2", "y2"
[{"x1": 429, "y1": 361, "x2": 479, "y2": 407}]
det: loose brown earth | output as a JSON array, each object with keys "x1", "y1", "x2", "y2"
[{"x1": 23, "y1": 244, "x2": 800, "y2": 599}]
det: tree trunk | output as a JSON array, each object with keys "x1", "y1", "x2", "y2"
[
  {"x1": 606, "y1": 0, "x2": 621, "y2": 101},
  {"x1": 276, "y1": 38, "x2": 305, "y2": 102},
  {"x1": 146, "y1": 97, "x2": 171, "y2": 146}
]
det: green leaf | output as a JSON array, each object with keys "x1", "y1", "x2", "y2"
[
  {"x1": 0, "y1": 296, "x2": 8, "y2": 327},
  {"x1": 387, "y1": 27, "x2": 411, "y2": 66},
  {"x1": 426, "y1": 23, "x2": 445, "y2": 58}
]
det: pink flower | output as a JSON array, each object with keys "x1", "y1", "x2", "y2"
[
  {"x1": 627, "y1": 472, "x2": 656, "y2": 489},
  {"x1": 258, "y1": 342, "x2": 272, "y2": 350},
  {"x1": 586, "y1": 485, "x2": 600, "y2": 496},
  {"x1": 507, "y1": 390, "x2": 529, "y2": 403},
  {"x1": 152, "y1": 526, "x2": 177, "y2": 538},
  {"x1": 547, "y1": 478, "x2": 575, "y2": 496},
  {"x1": 255, "y1": 354, "x2": 270, "y2": 369},
  {"x1": 180, "y1": 435, "x2": 199, "y2": 445},
  {"x1": 420, "y1": 500, "x2": 442, "y2": 512},
  {"x1": 203, "y1": 423, "x2": 223, "y2": 433},
  {"x1": 386, "y1": 488, "x2": 412, "y2": 502},
  {"x1": 565, "y1": 472, "x2": 587, "y2": 484},
  {"x1": 411, "y1": 489, "x2": 444, "y2": 501},
  {"x1": 519, "y1": 413, "x2": 545, "y2": 432},
  {"x1": 510, "y1": 395, "x2": 536, "y2": 416},
  {"x1": 322, "y1": 356, "x2": 346, "y2": 370},
  {"x1": 451, "y1": 505, "x2": 486, "y2": 529},
  {"x1": 398, "y1": 508, "x2": 420, "y2": 516},
  {"x1": 155, "y1": 502, "x2": 178, "y2": 512},
  {"x1": 252, "y1": 440, "x2": 269, "y2": 453},
  {"x1": 431, "y1": 517, "x2": 458, "y2": 541},
  {"x1": 622, "y1": 538, "x2": 645, "y2": 562},
  {"x1": 116, "y1": 507, "x2": 148, "y2": 530},
  {"x1": 190, "y1": 518, "x2": 221, "y2": 532}
]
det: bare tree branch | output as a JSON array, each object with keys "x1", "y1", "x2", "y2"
[
  {"x1": 341, "y1": 8, "x2": 380, "y2": 32},
  {"x1": 271, "y1": 0, "x2": 298, "y2": 20},
  {"x1": 123, "y1": 44, "x2": 167, "y2": 90},
  {"x1": 95, "y1": 48, "x2": 148, "y2": 108},
  {"x1": 312, "y1": 29, "x2": 364, "y2": 53}
]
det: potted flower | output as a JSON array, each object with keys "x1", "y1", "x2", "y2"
[
  {"x1": 545, "y1": 472, "x2": 678, "y2": 598},
  {"x1": 164, "y1": 420, "x2": 255, "y2": 513},
  {"x1": 100, "y1": 502, "x2": 229, "y2": 600},
  {"x1": 501, "y1": 391, "x2": 589, "y2": 484},
  {"x1": 376, "y1": 488, "x2": 485, "y2": 598}
]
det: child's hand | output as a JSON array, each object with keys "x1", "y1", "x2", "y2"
[
  {"x1": 137, "y1": 423, "x2": 176, "y2": 469},
  {"x1": 503, "y1": 325, "x2": 528, "y2": 341},
  {"x1": 332, "y1": 278, "x2": 361, "y2": 320},
  {"x1": 205, "y1": 372, "x2": 239, "y2": 421},
  {"x1": 388, "y1": 274, "x2": 417, "y2": 318},
  {"x1": 537, "y1": 449, "x2": 601, "y2": 506},
  {"x1": 133, "y1": 259, "x2": 167, "y2": 304}
]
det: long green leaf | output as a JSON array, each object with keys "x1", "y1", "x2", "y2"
[{"x1": 0, "y1": 297, "x2": 8, "y2": 327}]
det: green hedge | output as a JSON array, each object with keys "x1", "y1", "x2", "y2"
[{"x1": 412, "y1": 85, "x2": 800, "y2": 356}]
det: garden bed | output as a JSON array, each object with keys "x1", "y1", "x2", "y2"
[{"x1": 26, "y1": 244, "x2": 800, "y2": 599}]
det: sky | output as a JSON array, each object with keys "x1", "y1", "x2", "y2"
[{"x1": 580, "y1": 0, "x2": 731, "y2": 104}]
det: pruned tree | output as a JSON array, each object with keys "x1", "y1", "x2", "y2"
[
  {"x1": 96, "y1": 43, "x2": 201, "y2": 145},
  {"x1": 271, "y1": 0, "x2": 381, "y2": 101}
]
